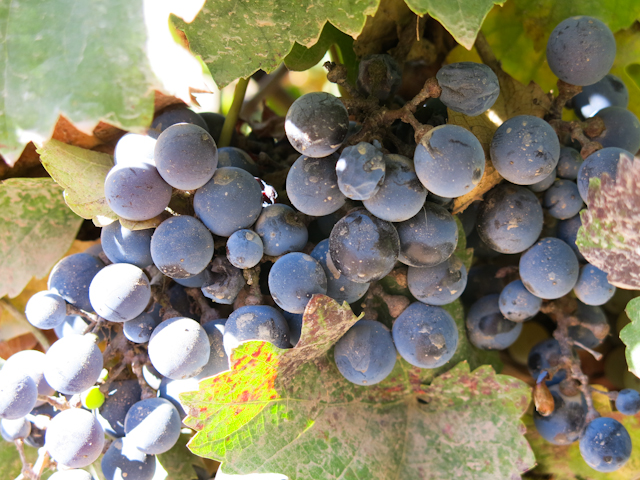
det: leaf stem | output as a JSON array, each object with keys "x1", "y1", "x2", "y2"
[
  {"x1": 0, "y1": 299, "x2": 50, "y2": 351},
  {"x1": 329, "y1": 45, "x2": 349, "y2": 99},
  {"x1": 219, "y1": 77, "x2": 249, "y2": 148}
]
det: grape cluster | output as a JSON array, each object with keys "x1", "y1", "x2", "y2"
[{"x1": 2, "y1": 14, "x2": 639, "y2": 478}]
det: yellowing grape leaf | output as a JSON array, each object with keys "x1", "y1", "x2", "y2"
[
  {"x1": 38, "y1": 140, "x2": 116, "y2": 222},
  {"x1": 181, "y1": 295, "x2": 534, "y2": 480}
]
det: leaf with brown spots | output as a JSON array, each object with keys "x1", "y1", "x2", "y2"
[
  {"x1": 577, "y1": 153, "x2": 640, "y2": 289},
  {"x1": 181, "y1": 294, "x2": 534, "y2": 479}
]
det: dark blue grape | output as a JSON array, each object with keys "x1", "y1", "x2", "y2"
[
  {"x1": 101, "y1": 221, "x2": 153, "y2": 268},
  {"x1": 150, "y1": 216, "x2": 214, "y2": 279},
  {"x1": 573, "y1": 74, "x2": 629, "y2": 119},
  {"x1": 556, "y1": 147, "x2": 583, "y2": 180},
  {"x1": 334, "y1": 320, "x2": 396, "y2": 385},
  {"x1": 0, "y1": 369, "x2": 37, "y2": 419},
  {"x1": 155, "y1": 123, "x2": 218, "y2": 190},
  {"x1": 329, "y1": 209, "x2": 399, "y2": 283},
  {"x1": 89, "y1": 263, "x2": 151, "y2": 322},
  {"x1": 96, "y1": 379, "x2": 142, "y2": 438},
  {"x1": 577, "y1": 147, "x2": 630, "y2": 202},
  {"x1": 44, "y1": 334, "x2": 103, "y2": 395},
  {"x1": 48, "y1": 253, "x2": 104, "y2": 312},
  {"x1": 407, "y1": 255, "x2": 467, "y2": 306},
  {"x1": 217, "y1": 147, "x2": 259, "y2": 175},
  {"x1": 556, "y1": 214, "x2": 585, "y2": 262},
  {"x1": 1, "y1": 417, "x2": 31, "y2": 441},
  {"x1": 534, "y1": 385, "x2": 587, "y2": 445},
  {"x1": 54, "y1": 315, "x2": 90, "y2": 338},
  {"x1": 4, "y1": 350, "x2": 55, "y2": 398},
  {"x1": 397, "y1": 203, "x2": 458, "y2": 267},
  {"x1": 196, "y1": 319, "x2": 229, "y2": 379},
  {"x1": 173, "y1": 268, "x2": 208, "y2": 288},
  {"x1": 363, "y1": 154, "x2": 427, "y2": 222},
  {"x1": 414, "y1": 98, "x2": 449, "y2": 127},
  {"x1": 357, "y1": 54, "x2": 402, "y2": 101},
  {"x1": 580, "y1": 417, "x2": 631, "y2": 472},
  {"x1": 114, "y1": 133, "x2": 156, "y2": 166},
  {"x1": 466, "y1": 295, "x2": 522, "y2": 350},
  {"x1": 543, "y1": 179, "x2": 584, "y2": 220},
  {"x1": 568, "y1": 301, "x2": 608, "y2": 348},
  {"x1": 104, "y1": 163, "x2": 172, "y2": 221},
  {"x1": 102, "y1": 437, "x2": 156, "y2": 480},
  {"x1": 336, "y1": 142, "x2": 385, "y2": 200},
  {"x1": 201, "y1": 257, "x2": 246, "y2": 305},
  {"x1": 167, "y1": 284, "x2": 192, "y2": 318},
  {"x1": 574, "y1": 264, "x2": 616, "y2": 306},
  {"x1": 25, "y1": 290, "x2": 67, "y2": 329},
  {"x1": 436, "y1": 62, "x2": 500, "y2": 116},
  {"x1": 414, "y1": 124, "x2": 485, "y2": 197},
  {"x1": 269, "y1": 253, "x2": 327, "y2": 314},
  {"x1": 123, "y1": 312, "x2": 160, "y2": 344},
  {"x1": 148, "y1": 106, "x2": 209, "y2": 139},
  {"x1": 528, "y1": 168, "x2": 557, "y2": 193},
  {"x1": 546, "y1": 16, "x2": 616, "y2": 86},
  {"x1": 309, "y1": 239, "x2": 369, "y2": 304},
  {"x1": 224, "y1": 305, "x2": 290, "y2": 355},
  {"x1": 226, "y1": 229, "x2": 263, "y2": 269},
  {"x1": 194, "y1": 167, "x2": 263, "y2": 236},
  {"x1": 520, "y1": 238, "x2": 579, "y2": 299},
  {"x1": 476, "y1": 184, "x2": 543, "y2": 254},
  {"x1": 499, "y1": 280, "x2": 542, "y2": 322},
  {"x1": 528, "y1": 339, "x2": 567, "y2": 386},
  {"x1": 392, "y1": 302, "x2": 458, "y2": 368},
  {"x1": 199, "y1": 112, "x2": 229, "y2": 144},
  {"x1": 148, "y1": 317, "x2": 210, "y2": 380},
  {"x1": 286, "y1": 154, "x2": 346, "y2": 216},
  {"x1": 491, "y1": 115, "x2": 560, "y2": 185},
  {"x1": 282, "y1": 311, "x2": 303, "y2": 347},
  {"x1": 591, "y1": 106, "x2": 640, "y2": 153},
  {"x1": 254, "y1": 204, "x2": 308, "y2": 256},
  {"x1": 616, "y1": 389, "x2": 640, "y2": 415},
  {"x1": 124, "y1": 397, "x2": 181, "y2": 454},
  {"x1": 45, "y1": 408, "x2": 105, "y2": 468},
  {"x1": 285, "y1": 92, "x2": 349, "y2": 157}
]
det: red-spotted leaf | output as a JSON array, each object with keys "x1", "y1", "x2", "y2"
[{"x1": 181, "y1": 295, "x2": 534, "y2": 480}]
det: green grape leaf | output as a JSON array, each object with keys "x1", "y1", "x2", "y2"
[
  {"x1": 157, "y1": 433, "x2": 209, "y2": 480},
  {"x1": 621, "y1": 297, "x2": 640, "y2": 380},
  {"x1": 0, "y1": 178, "x2": 82, "y2": 298},
  {"x1": 38, "y1": 140, "x2": 116, "y2": 222},
  {"x1": 525, "y1": 411, "x2": 640, "y2": 479},
  {"x1": 181, "y1": 295, "x2": 532, "y2": 479},
  {"x1": 576, "y1": 153, "x2": 640, "y2": 289},
  {"x1": 482, "y1": 3, "x2": 640, "y2": 119},
  {"x1": 404, "y1": 0, "x2": 506, "y2": 49},
  {"x1": 174, "y1": 0, "x2": 379, "y2": 88},
  {"x1": 0, "y1": 0, "x2": 159, "y2": 164},
  {"x1": 284, "y1": 22, "x2": 359, "y2": 85}
]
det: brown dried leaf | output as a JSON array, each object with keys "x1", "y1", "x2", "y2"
[{"x1": 533, "y1": 382, "x2": 554, "y2": 417}]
